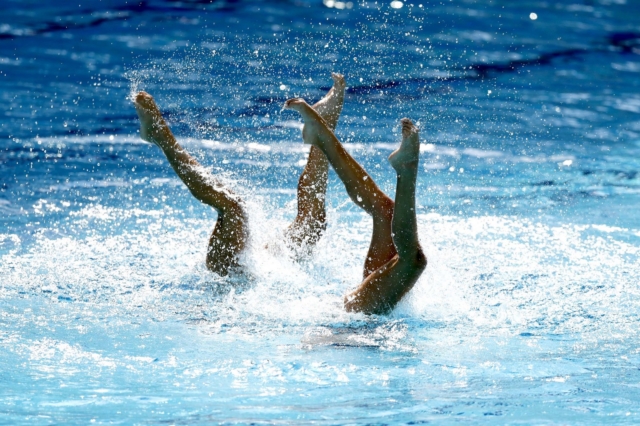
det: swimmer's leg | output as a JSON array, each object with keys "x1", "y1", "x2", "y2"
[
  {"x1": 344, "y1": 119, "x2": 427, "y2": 314},
  {"x1": 284, "y1": 98, "x2": 396, "y2": 278},
  {"x1": 134, "y1": 91, "x2": 247, "y2": 275},
  {"x1": 285, "y1": 73, "x2": 345, "y2": 249},
  {"x1": 312, "y1": 72, "x2": 346, "y2": 130}
]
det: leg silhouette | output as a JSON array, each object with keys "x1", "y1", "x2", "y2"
[
  {"x1": 285, "y1": 100, "x2": 427, "y2": 313},
  {"x1": 285, "y1": 73, "x2": 345, "y2": 251},
  {"x1": 134, "y1": 92, "x2": 248, "y2": 275}
]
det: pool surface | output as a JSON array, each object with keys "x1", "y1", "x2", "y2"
[{"x1": 1, "y1": 0, "x2": 640, "y2": 423}]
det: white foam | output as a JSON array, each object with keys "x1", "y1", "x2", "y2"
[{"x1": 2, "y1": 203, "x2": 638, "y2": 343}]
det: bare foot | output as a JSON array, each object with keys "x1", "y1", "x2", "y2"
[
  {"x1": 133, "y1": 91, "x2": 166, "y2": 145},
  {"x1": 284, "y1": 97, "x2": 326, "y2": 147},
  {"x1": 283, "y1": 97, "x2": 309, "y2": 112},
  {"x1": 388, "y1": 118, "x2": 420, "y2": 171},
  {"x1": 331, "y1": 72, "x2": 346, "y2": 90},
  {"x1": 313, "y1": 72, "x2": 346, "y2": 130}
]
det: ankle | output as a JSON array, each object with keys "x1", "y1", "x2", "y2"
[{"x1": 393, "y1": 159, "x2": 419, "y2": 172}]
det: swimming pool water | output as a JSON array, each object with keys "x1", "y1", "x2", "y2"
[{"x1": 1, "y1": 0, "x2": 640, "y2": 423}]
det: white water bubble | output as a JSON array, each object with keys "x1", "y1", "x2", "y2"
[
  {"x1": 530, "y1": 12, "x2": 538, "y2": 20},
  {"x1": 390, "y1": 1, "x2": 403, "y2": 9}
]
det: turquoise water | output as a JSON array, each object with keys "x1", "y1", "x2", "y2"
[{"x1": 1, "y1": 0, "x2": 640, "y2": 423}]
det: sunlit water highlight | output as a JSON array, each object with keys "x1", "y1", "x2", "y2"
[{"x1": 2, "y1": 0, "x2": 640, "y2": 423}]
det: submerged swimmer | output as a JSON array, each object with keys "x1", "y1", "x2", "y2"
[
  {"x1": 283, "y1": 99, "x2": 427, "y2": 314},
  {"x1": 133, "y1": 73, "x2": 345, "y2": 275},
  {"x1": 133, "y1": 73, "x2": 426, "y2": 314}
]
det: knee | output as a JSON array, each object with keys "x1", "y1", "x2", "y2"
[
  {"x1": 227, "y1": 199, "x2": 247, "y2": 222},
  {"x1": 414, "y1": 247, "x2": 428, "y2": 271},
  {"x1": 378, "y1": 197, "x2": 395, "y2": 218},
  {"x1": 367, "y1": 195, "x2": 394, "y2": 219},
  {"x1": 220, "y1": 201, "x2": 249, "y2": 240}
]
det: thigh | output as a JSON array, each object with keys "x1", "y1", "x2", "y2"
[
  {"x1": 205, "y1": 208, "x2": 248, "y2": 276},
  {"x1": 362, "y1": 212, "x2": 397, "y2": 279},
  {"x1": 345, "y1": 255, "x2": 425, "y2": 315}
]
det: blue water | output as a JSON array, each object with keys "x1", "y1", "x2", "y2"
[{"x1": 2, "y1": 0, "x2": 640, "y2": 423}]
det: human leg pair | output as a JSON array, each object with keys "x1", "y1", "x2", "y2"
[
  {"x1": 134, "y1": 92, "x2": 248, "y2": 276},
  {"x1": 284, "y1": 99, "x2": 427, "y2": 314},
  {"x1": 133, "y1": 74, "x2": 346, "y2": 274},
  {"x1": 285, "y1": 73, "x2": 345, "y2": 249}
]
